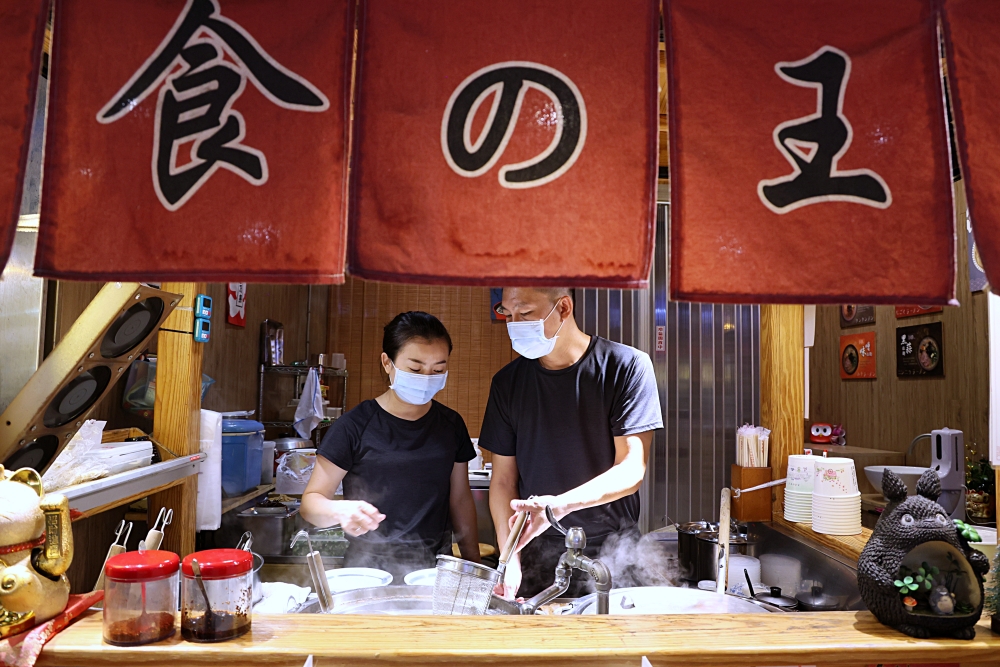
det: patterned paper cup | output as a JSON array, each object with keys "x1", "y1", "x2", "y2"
[
  {"x1": 786, "y1": 455, "x2": 819, "y2": 492},
  {"x1": 813, "y1": 457, "x2": 858, "y2": 496}
]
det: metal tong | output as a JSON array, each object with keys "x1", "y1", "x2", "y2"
[
  {"x1": 236, "y1": 531, "x2": 254, "y2": 552},
  {"x1": 139, "y1": 507, "x2": 173, "y2": 551},
  {"x1": 93, "y1": 520, "x2": 132, "y2": 591},
  {"x1": 292, "y1": 530, "x2": 333, "y2": 613}
]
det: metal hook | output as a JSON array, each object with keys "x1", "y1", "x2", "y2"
[
  {"x1": 236, "y1": 531, "x2": 253, "y2": 551},
  {"x1": 153, "y1": 508, "x2": 173, "y2": 532},
  {"x1": 116, "y1": 521, "x2": 133, "y2": 549},
  {"x1": 291, "y1": 529, "x2": 315, "y2": 553},
  {"x1": 545, "y1": 506, "x2": 568, "y2": 536}
]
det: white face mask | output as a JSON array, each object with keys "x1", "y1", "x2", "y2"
[
  {"x1": 389, "y1": 362, "x2": 448, "y2": 405},
  {"x1": 506, "y1": 301, "x2": 565, "y2": 359}
]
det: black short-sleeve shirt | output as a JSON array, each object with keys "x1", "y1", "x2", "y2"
[
  {"x1": 479, "y1": 337, "x2": 662, "y2": 539},
  {"x1": 318, "y1": 399, "x2": 476, "y2": 549}
]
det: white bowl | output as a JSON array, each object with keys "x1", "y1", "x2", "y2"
[
  {"x1": 325, "y1": 567, "x2": 393, "y2": 593},
  {"x1": 403, "y1": 568, "x2": 438, "y2": 586},
  {"x1": 863, "y1": 466, "x2": 931, "y2": 496}
]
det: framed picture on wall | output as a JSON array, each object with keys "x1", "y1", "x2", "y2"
[
  {"x1": 896, "y1": 321, "x2": 943, "y2": 378},
  {"x1": 840, "y1": 331, "x2": 876, "y2": 380},
  {"x1": 895, "y1": 305, "x2": 943, "y2": 318},
  {"x1": 840, "y1": 305, "x2": 875, "y2": 328}
]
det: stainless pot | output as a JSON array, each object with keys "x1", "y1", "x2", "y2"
[
  {"x1": 252, "y1": 552, "x2": 264, "y2": 604},
  {"x1": 237, "y1": 505, "x2": 302, "y2": 556},
  {"x1": 569, "y1": 586, "x2": 778, "y2": 615},
  {"x1": 292, "y1": 585, "x2": 520, "y2": 615},
  {"x1": 274, "y1": 436, "x2": 313, "y2": 452},
  {"x1": 695, "y1": 532, "x2": 761, "y2": 582},
  {"x1": 677, "y1": 521, "x2": 713, "y2": 581}
]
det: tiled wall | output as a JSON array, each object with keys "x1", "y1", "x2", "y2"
[{"x1": 325, "y1": 278, "x2": 515, "y2": 437}]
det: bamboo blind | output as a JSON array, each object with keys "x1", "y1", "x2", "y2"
[{"x1": 326, "y1": 277, "x2": 515, "y2": 437}]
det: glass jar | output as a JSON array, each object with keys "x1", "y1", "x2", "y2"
[
  {"x1": 181, "y1": 549, "x2": 253, "y2": 642},
  {"x1": 103, "y1": 550, "x2": 179, "y2": 646}
]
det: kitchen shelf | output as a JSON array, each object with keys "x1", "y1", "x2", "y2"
[
  {"x1": 62, "y1": 453, "x2": 204, "y2": 520},
  {"x1": 221, "y1": 483, "x2": 275, "y2": 515},
  {"x1": 262, "y1": 365, "x2": 348, "y2": 377}
]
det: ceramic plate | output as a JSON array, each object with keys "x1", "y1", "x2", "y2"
[
  {"x1": 403, "y1": 568, "x2": 438, "y2": 586},
  {"x1": 325, "y1": 567, "x2": 393, "y2": 593}
]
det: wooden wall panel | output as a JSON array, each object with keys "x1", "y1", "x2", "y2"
[
  {"x1": 326, "y1": 278, "x2": 515, "y2": 437},
  {"x1": 200, "y1": 283, "x2": 328, "y2": 413},
  {"x1": 761, "y1": 305, "x2": 804, "y2": 516},
  {"x1": 809, "y1": 183, "x2": 990, "y2": 463}
]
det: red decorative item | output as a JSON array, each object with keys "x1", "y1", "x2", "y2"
[
  {"x1": 37, "y1": 0, "x2": 353, "y2": 283},
  {"x1": 0, "y1": 0, "x2": 46, "y2": 273},
  {"x1": 348, "y1": 0, "x2": 659, "y2": 287},
  {"x1": 810, "y1": 423, "x2": 834, "y2": 444},
  {"x1": 665, "y1": 0, "x2": 955, "y2": 304},
  {"x1": 227, "y1": 282, "x2": 246, "y2": 327},
  {"x1": 0, "y1": 591, "x2": 104, "y2": 667}
]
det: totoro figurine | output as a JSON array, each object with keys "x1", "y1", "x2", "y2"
[{"x1": 858, "y1": 469, "x2": 988, "y2": 639}]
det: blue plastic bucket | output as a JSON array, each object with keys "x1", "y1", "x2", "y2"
[{"x1": 221, "y1": 418, "x2": 265, "y2": 497}]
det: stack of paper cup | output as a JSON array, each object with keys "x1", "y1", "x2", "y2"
[
  {"x1": 812, "y1": 457, "x2": 861, "y2": 535},
  {"x1": 783, "y1": 454, "x2": 818, "y2": 522}
]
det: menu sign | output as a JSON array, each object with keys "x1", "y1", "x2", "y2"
[
  {"x1": 896, "y1": 322, "x2": 943, "y2": 378},
  {"x1": 895, "y1": 305, "x2": 943, "y2": 319},
  {"x1": 840, "y1": 331, "x2": 876, "y2": 380},
  {"x1": 840, "y1": 305, "x2": 875, "y2": 328}
]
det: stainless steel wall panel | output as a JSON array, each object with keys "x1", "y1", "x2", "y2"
[{"x1": 575, "y1": 203, "x2": 760, "y2": 528}]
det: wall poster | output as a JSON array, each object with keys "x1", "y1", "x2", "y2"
[
  {"x1": 896, "y1": 321, "x2": 944, "y2": 378},
  {"x1": 895, "y1": 305, "x2": 944, "y2": 318},
  {"x1": 840, "y1": 331, "x2": 876, "y2": 380},
  {"x1": 840, "y1": 305, "x2": 876, "y2": 328}
]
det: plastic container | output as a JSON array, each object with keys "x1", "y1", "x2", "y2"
[
  {"x1": 261, "y1": 440, "x2": 276, "y2": 484},
  {"x1": 103, "y1": 550, "x2": 179, "y2": 646},
  {"x1": 181, "y1": 549, "x2": 253, "y2": 642},
  {"x1": 221, "y1": 418, "x2": 265, "y2": 496}
]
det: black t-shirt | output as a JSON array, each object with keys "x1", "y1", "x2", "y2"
[
  {"x1": 318, "y1": 399, "x2": 476, "y2": 550},
  {"x1": 479, "y1": 337, "x2": 662, "y2": 539}
]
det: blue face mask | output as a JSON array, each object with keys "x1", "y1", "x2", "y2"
[
  {"x1": 506, "y1": 302, "x2": 565, "y2": 359},
  {"x1": 390, "y1": 362, "x2": 448, "y2": 405}
]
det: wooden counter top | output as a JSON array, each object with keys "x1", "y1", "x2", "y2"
[
  {"x1": 772, "y1": 516, "x2": 871, "y2": 562},
  {"x1": 37, "y1": 609, "x2": 1000, "y2": 667}
]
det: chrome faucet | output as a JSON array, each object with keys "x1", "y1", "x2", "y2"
[
  {"x1": 517, "y1": 506, "x2": 613, "y2": 615},
  {"x1": 906, "y1": 433, "x2": 932, "y2": 465}
]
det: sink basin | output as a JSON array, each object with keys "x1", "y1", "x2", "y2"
[{"x1": 864, "y1": 466, "x2": 931, "y2": 496}]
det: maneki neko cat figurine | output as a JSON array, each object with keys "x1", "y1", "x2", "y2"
[{"x1": 0, "y1": 466, "x2": 74, "y2": 637}]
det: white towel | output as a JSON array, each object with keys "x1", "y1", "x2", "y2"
[
  {"x1": 253, "y1": 582, "x2": 311, "y2": 613},
  {"x1": 293, "y1": 367, "x2": 324, "y2": 439},
  {"x1": 196, "y1": 410, "x2": 222, "y2": 531}
]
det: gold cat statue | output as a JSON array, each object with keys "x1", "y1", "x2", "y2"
[{"x1": 0, "y1": 466, "x2": 73, "y2": 638}]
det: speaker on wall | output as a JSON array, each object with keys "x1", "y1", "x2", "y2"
[{"x1": 0, "y1": 282, "x2": 181, "y2": 473}]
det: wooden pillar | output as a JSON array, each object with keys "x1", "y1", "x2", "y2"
[
  {"x1": 761, "y1": 305, "x2": 804, "y2": 517},
  {"x1": 150, "y1": 282, "x2": 206, "y2": 557}
]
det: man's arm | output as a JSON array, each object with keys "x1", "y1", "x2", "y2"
[
  {"x1": 449, "y1": 462, "x2": 481, "y2": 563},
  {"x1": 511, "y1": 430, "x2": 652, "y2": 550},
  {"x1": 489, "y1": 453, "x2": 521, "y2": 597}
]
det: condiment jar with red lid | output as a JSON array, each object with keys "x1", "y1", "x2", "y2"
[
  {"x1": 103, "y1": 550, "x2": 179, "y2": 646},
  {"x1": 180, "y1": 549, "x2": 253, "y2": 642}
]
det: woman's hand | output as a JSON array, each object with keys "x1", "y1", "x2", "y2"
[
  {"x1": 509, "y1": 495, "x2": 569, "y2": 552},
  {"x1": 333, "y1": 501, "x2": 385, "y2": 536}
]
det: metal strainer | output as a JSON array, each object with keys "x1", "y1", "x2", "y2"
[{"x1": 433, "y1": 556, "x2": 498, "y2": 615}]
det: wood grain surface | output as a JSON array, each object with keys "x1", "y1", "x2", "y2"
[
  {"x1": 773, "y1": 516, "x2": 871, "y2": 563},
  {"x1": 761, "y1": 305, "x2": 804, "y2": 517},
  {"x1": 809, "y1": 183, "x2": 990, "y2": 462},
  {"x1": 326, "y1": 278, "x2": 515, "y2": 439},
  {"x1": 37, "y1": 609, "x2": 1000, "y2": 667},
  {"x1": 150, "y1": 283, "x2": 205, "y2": 558}
]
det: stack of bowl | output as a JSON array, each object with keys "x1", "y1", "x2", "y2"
[
  {"x1": 783, "y1": 454, "x2": 818, "y2": 522},
  {"x1": 812, "y1": 457, "x2": 861, "y2": 535}
]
